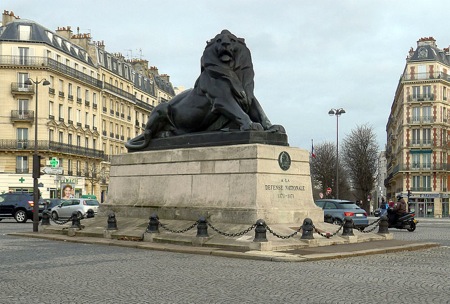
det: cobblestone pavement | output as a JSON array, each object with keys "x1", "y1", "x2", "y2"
[{"x1": 0, "y1": 219, "x2": 449, "y2": 304}]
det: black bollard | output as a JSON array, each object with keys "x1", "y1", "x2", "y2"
[
  {"x1": 41, "y1": 210, "x2": 50, "y2": 226},
  {"x1": 86, "y1": 209, "x2": 95, "y2": 218},
  {"x1": 253, "y1": 219, "x2": 268, "y2": 242},
  {"x1": 146, "y1": 213, "x2": 159, "y2": 233},
  {"x1": 107, "y1": 212, "x2": 118, "y2": 230},
  {"x1": 196, "y1": 217, "x2": 208, "y2": 237},
  {"x1": 71, "y1": 211, "x2": 81, "y2": 229},
  {"x1": 377, "y1": 215, "x2": 389, "y2": 234},
  {"x1": 342, "y1": 216, "x2": 354, "y2": 236},
  {"x1": 301, "y1": 218, "x2": 315, "y2": 239}
]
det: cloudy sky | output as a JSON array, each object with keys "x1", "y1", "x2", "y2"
[{"x1": 4, "y1": 0, "x2": 450, "y2": 151}]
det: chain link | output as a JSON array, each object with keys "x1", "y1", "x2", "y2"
[
  {"x1": 49, "y1": 216, "x2": 73, "y2": 225},
  {"x1": 264, "y1": 224, "x2": 302, "y2": 239},
  {"x1": 146, "y1": 220, "x2": 198, "y2": 234},
  {"x1": 315, "y1": 222, "x2": 343, "y2": 238},
  {"x1": 360, "y1": 218, "x2": 381, "y2": 233},
  {"x1": 207, "y1": 222, "x2": 256, "y2": 237}
]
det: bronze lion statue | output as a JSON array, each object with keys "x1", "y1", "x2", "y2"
[{"x1": 126, "y1": 29, "x2": 285, "y2": 150}]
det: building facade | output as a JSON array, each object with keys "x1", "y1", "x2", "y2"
[
  {"x1": 0, "y1": 10, "x2": 175, "y2": 200},
  {"x1": 385, "y1": 37, "x2": 450, "y2": 218}
]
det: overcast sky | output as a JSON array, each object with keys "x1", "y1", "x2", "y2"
[{"x1": 4, "y1": 0, "x2": 450, "y2": 151}]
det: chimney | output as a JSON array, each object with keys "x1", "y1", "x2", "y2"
[
  {"x1": 2, "y1": 10, "x2": 20, "y2": 26},
  {"x1": 55, "y1": 26, "x2": 73, "y2": 40},
  {"x1": 417, "y1": 37, "x2": 437, "y2": 48},
  {"x1": 160, "y1": 74, "x2": 170, "y2": 83},
  {"x1": 148, "y1": 66, "x2": 159, "y2": 76}
]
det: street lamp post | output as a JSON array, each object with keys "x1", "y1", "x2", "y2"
[
  {"x1": 328, "y1": 108, "x2": 345, "y2": 199},
  {"x1": 25, "y1": 77, "x2": 50, "y2": 232}
]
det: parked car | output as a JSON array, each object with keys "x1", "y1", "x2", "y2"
[
  {"x1": 374, "y1": 203, "x2": 388, "y2": 217},
  {"x1": 0, "y1": 192, "x2": 45, "y2": 223},
  {"x1": 50, "y1": 198, "x2": 100, "y2": 220},
  {"x1": 314, "y1": 199, "x2": 369, "y2": 231},
  {"x1": 43, "y1": 198, "x2": 64, "y2": 211}
]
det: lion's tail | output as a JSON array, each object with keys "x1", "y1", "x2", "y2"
[{"x1": 125, "y1": 132, "x2": 150, "y2": 151}]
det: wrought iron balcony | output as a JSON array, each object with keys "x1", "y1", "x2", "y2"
[
  {"x1": 11, "y1": 82, "x2": 34, "y2": 95},
  {"x1": 0, "y1": 139, "x2": 105, "y2": 159},
  {"x1": 11, "y1": 110, "x2": 34, "y2": 123},
  {"x1": 407, "y1": 94, "x2": 435, "y2": 102}
]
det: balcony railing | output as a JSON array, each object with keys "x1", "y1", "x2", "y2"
[
  {"x1": 11, "y1": 110, "x2": 34, "y2": 123},
  {"x1": 403, "y1": 71, "x2": 450, "y2": 82},
  {"x1": 407, "y1": 116, "x2": 433, "y2": 124},
  {"x1": 11, "y1": 82, "x2": 34, "y2": 95},
  {"x1": 103, "y1": 82, "x2": 134, "y2": 101},
  {"x1": 407, "y1": 94, "x2": 435, "y2": 102},
  {"x1": 409, "y1": 139, "x2": 432, "y2": 147},
  {"x1": 0, "y1": 139, "x2": 105, "y2": 159}
]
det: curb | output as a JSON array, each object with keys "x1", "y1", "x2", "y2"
[{"x1": 8, "y1": 232, "x2": 440, "y2": 262}]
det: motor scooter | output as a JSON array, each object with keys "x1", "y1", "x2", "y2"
[{"x1": 387, "y1": 208, "x2": 418, "y2": 232}]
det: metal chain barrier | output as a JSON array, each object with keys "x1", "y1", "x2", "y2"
[
  {"x1": 360, "y1": 218, "x2": 381, "y2": 233},
  {"x1": 49, "y1": 216, "x2": 73, "y2": 226},
  {"x1": 315, "y1": 223, "x2": 343, "y2": 238},
  {"x1": 264, "y1": 224, "x2": 302, "y2": 239},
  {"x1": 207, "y1": 221, "x2": 256, "y2": 237},
  {"x1": 145, "y1": 217, "x2": 198, "y2": 234}
]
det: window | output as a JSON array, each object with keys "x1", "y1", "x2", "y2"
[
  {"x1": 423, "y1": 85, "x2": 431, "y2": 98},
  {"x1": 412, "y1": 107, "x2": 420, "y2": 123},
  {"x1": 423, "y1": 128, "x2": 431, "y2": 145},
  {"x1": 412, "y1": 176, "x2": 420, "y2": 190},
  {"x1": 77, "y1": 86, "x2": 81, "y2": 99},
  {"x1": 423, "y1": 153, "x2": 431, "y2": 169},
  {"x1": 92, "y1": 114, "x2": 96, "y2": 128},
  {"x1": 68, "y1": 159, "x2": 72, "y2": 174},
  {"x1": 76, "y1": 110, "x2": 81, "y2": 123},
  {"x1": 18, "y1": 47, "x2": 29, "y2": 65},
  {"x1": 18, "y1": 25, "x2": 31, "y2": 40},
  {"x1": 412, "y1": 129, "x2": 420, "y2": 145},
  {"x1": 16, "y1": 156, "x2": 28, "y2": 173},
  {"x1": 68, "y1": 107, "x2": 72, "y2": 121},
  {"x1": 85, "y1": 89, "x2": 89, "y2": 101},
  {"x1": 59, "y1": 131, "x2": 64, "y2": 143},
  {"x1": 18, "y1": 99, "x2": 28, "y2": 116},
  {"x1": 68, "y1": 83, "x2": 73, "y2": 96},
  {"x1": 412, "y1": 154, "x2": 420, "y2": 169},
  {"x1": 68, "y1": 133, "x2": 73, "y2": 145},
  {"x1": 77, "y1": 135, "x2": 81, "y2": 147},
  {"x1": 17, "y1": 128, "x2": 28, "y2": 148},
  {"x1": 423, "y1": 106, "x2": 431, "y2": 122},
  {"x1": 59, "y1": 79, "x2": 64, "y2": 92},
  {"x1": 102, "y1": 120, "x2": 106, "y2": 131},
  {"x1": 412, "y1": 86, "x2": 420, "y2": 99},
  {"x1": 423, "y1": 176, "x2": 431, "y2": 191},
  {"x1": 85, "y1": 137, "x2": 89, "y2": 148},
  {"x1": 49, "y1": 101, "x2": 54, "y2": 116},
  {"x1": 49, "y1": 129, "x2": 54, "y2": 141},
  {"x1": 93, "y1": 93, "x2": 97, "y2": 106},
  {"x1": 59, "y1": 104, "x2": 64, "y2": 119},
  {"x1": 18, "y1": 72, "x2": 28, "y2": 89},
  {"x1": 85, "y1": 112, "x2": 89, "y2": 125},
  {"x1": 93, "y1": 138, "x2": 96, "y2": 150}
]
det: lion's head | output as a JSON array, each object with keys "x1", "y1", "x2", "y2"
[{"x1": 202, "y1": 30, "x2": 251, "y2": 72}]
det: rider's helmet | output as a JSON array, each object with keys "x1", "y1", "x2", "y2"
[{"x1": 396, "y1": 194, "x2": 403, "y2": 201}]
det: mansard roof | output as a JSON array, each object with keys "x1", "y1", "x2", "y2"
[{"x1": 0, "y1": 19, "x2": 95, "y2": 67}]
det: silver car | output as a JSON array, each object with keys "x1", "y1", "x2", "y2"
[{"x1": 50, "y1": 198, "x2": 99, "y2": 220}]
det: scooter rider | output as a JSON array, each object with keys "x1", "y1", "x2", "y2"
[{"x1": 392, "y1": 195, "x2": 407, "y2": 224}]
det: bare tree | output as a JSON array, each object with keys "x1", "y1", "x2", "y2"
[
  {"x1": 82, "y1": 161, "x2": 110, "y2": 195},
  {"x1": 341, "y1": 124, "x2": 379, "y2": 213},
  {"x1": 310, "y1": 142, "x2": 351, "y2": 200}
]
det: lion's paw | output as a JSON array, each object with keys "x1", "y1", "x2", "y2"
[
  {"x1": 267, "y1": 124, "x2": 286, "y2": 133},
  {"x1": 241, "y1": 122, "x2": 264, "y2": 131}
]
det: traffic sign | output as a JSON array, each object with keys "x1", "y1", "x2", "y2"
[{"x1": 42, "y1": 166, "x2": 63, "y2": 175}]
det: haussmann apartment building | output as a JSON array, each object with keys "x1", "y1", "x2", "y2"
[
  {"x1": 0, "y1": 10, "x2": 175, "y2": 201},
  {"x1": 386, "y1": 37, "x2": 450, "y2": 218}
]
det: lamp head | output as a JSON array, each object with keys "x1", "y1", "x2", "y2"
[
  {"x1": 43, "y1": 80, "x2": 50, "y2": 86},
  {"x1": 24, "y1": 79, "x2": 32, "y2": 85},
  {"x1": 328, "y1": 109, "x2": 335, "y2": 116}
]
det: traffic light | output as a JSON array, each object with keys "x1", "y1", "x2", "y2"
[
  {"x1": 407, "y1": 189, "x2": 412, "y2": 201},
  {"x1": 32, "y1": 154, "x2": 42, "y2": 179}
]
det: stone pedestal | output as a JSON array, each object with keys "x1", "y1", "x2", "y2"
[{"x1": 102, "y1": 144, "x2": 323, "y2": 226}]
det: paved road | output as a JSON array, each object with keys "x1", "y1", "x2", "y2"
[{"x1": 1, "y1": 218, "x2": 449, "y2": 304}]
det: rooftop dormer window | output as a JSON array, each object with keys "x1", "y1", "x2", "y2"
[{"x1": 19, "y1": 25, "x2": 31, "y2": 40}]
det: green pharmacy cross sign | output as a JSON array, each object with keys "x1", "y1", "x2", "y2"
[
  {"x1": 50, "y1": 157, "x2": 59, "y2": 168},
  {"x1": 19, "y1": 177, "x2": 25, "y2": 183}
]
